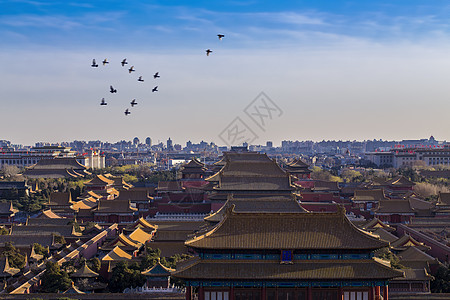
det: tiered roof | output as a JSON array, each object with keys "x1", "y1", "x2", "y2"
[
  {"x1": 23, "y1": 157, "x2": 88, "y2": 178},
  {"x1": 173, "y1": 258, "x2": 403, "y2": 281},
  {"x1": 213, "y1": 152, "x2": 294, "y2": 192},
  {"x1": 204, "y1": 195, "x2": 306, "y2": 223},
  {"x1": 180, "y1": 158, "x2": 206, "y2": 174},
  {"x1": 188, "y1": 206, "x2": 387, "y2": 250}
]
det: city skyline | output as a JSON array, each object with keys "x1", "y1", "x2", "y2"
[{"x1": 2, "y1": 1, "x2": 450, "y2": 145}]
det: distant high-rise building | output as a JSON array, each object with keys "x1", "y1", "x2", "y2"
[
  {"x1": 266, "y1": 141, "x2": 273, "y2": 148},
  {"x1": 133, "y1": 137, "x2": 140, "y2": 146},
  {"x1": 167, "y1": 137, "x2": 173, "y2": 151},
  {"x1": 145, "y1": 137, "x2": 152, "y2": 147}
]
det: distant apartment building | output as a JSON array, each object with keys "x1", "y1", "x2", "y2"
[
  {"x1": 0, "y1": 146, "x2": 105, "y2": 169},
  {"x1": 365, "y1": 145, "x2": 450, "y2": 168},
  {"x1": 0, "y1": 146, "x2": 75, "y2": 168}
]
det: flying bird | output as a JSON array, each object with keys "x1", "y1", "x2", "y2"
[
  {"x1": 121, "y1": 58, "x2": 128, "y2": 66},
  {"x1": 130, "y1": 99, "x2": 137, "y2": 107},
  {"x1": 138, "y1": 76, "x2": 144, "y2": 82},
  {"x1": 124, "y1": 109, "x2": 131, "y2": 116},
  {"x1": 100, "y1": 98, "x2": 107, "y2": 105},
  {"x1": 110, "y1": 85, "x2": 117, "y2": 93},
  {"x1": 217, "y1": 34, "x2": 225, "y2": 40},
  {"x1": 153, "y1": 72, "x2": 160, "y2": 79},
  {"x1": 102, "y1": 59, "x2": 109, "y2": 65},
  {"x1": 152, "y1": 86, "x2": 158, "y2": 92},
  {"x1": 128, "y1": 66, "x2": 135, "y2": 73},
  {"x1": 91, "y1": 59, "x2": 98, "y2": 67},
  {"x1": 206, "y1": 49, "x2": 212, "y2": 56}
]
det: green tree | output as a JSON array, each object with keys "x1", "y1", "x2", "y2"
[
  {"x1": 431, "y1": 265, "x2": 450, "y2": 293},
  {"x1": 2, "y1": 242, "x2": 25, "y2": 269},
  {"x1": 40, "y1": 261, "x2": 73, "y2": 293},
  {"x1": 108, "y1": 261, "x2": 146, "y2": 292},
  {"x1": 0, "y1": 226, "x2": 9, "y2": 235},
  {"x1": 87, "y1": 257, "x2": 101, "y2": 273},
  {"x1": 33, "y1": 243, "x2": 49, "y2": 258}
]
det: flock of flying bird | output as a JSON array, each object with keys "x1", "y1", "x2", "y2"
[
  {"x1": 91, "y1": 57, "x2": 160, "y2": 116},
  {"x1": 90, "y1": 33, "x2": 224, "y2": 116}
]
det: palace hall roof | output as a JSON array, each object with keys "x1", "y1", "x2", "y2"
[
  {"x1": 142, "y1": 260, "x2": 174, "y2": 276},
  {"x1": 48, "y1": 192, "x2": 73, "y2": 206},
  {"x1": 352, "y1": 190, "x2": 388, "y2": 202},
  {"x1": 128, "y1": 227, "x2": 153, "y2": 244},
  {"x1": 70, "y1": 262, "x2": 99, "y2": 278},
  {"x1": 96, "y1": 199, "x2": 137, "y2": 214},
  {"x1": 371, "y1": 228, "x2": 398, "y2": 243},
  {"x1": 85, "y1": 175, "x2": 114, "y2": 186},
  {"x1": 102, "y1": 246, "x2": 132, "y2": 261},
  {"x1": 385, "y1": 176, "x2": 415, "y2": 187},
  {"x1": 204, "y1": 195, "x2": 306, "y2": 223},
  {"x1": 373, "y1": 200, "x2": 415, "y2": 214},
  {"x1": 360, "y1": 218, "x2": 394, "y2": 232},
  {"x1": 172, "y1": 258, "x2": 403, "y2": 281},
  {"x1": 0, "y1": 202, "x2": 18, "y2": 215},
  {"x1": 188, "y1": 206, "x2": 388, "y2": 251},
  {"x1": 211, "y1": 152, "x2": 295, "y2": 192}
]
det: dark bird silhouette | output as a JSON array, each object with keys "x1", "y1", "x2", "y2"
[
  {"x1": 130, "y1": 99, "x2": 137, "y2": 107},
  {"x1": 128, "y1": 66, "x2": 135, "y2": 73},
  {"x1": 91, "y1": 59, "x2": 98, "y2": 67},
  {"x1": 121, "y1": 58, "x2": 128, "y2": 66},
  {"x1": 138, "y1": 76, "x2": 144, "y2": 82},
  {"x1": 102, "y1": 59, "x2": 109, "y2": 65},
  {"x1": 217, "y1": 34, "x2": 225, "y2": 40},
  {"x1": 206, "y1": 49, "x2": 212, "y2": 56},
  {"x1": 153, "y1": 72, "x2": 160, "y2": 79},
  {"x1": 124, "y1": 109, "x2": 131, "y2": 116},
  {"x1": 110, "y1": 85, "x2": 117, "y2": 93},
  {"x1": 152, "y1": 86, "x2": 158, "y2": 92},
  {"x1": 100, "y1": 98, "x2": 107, "y2": 105}
]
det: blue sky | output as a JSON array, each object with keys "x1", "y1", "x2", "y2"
[{"x1": 1, "y1": 0, "x2": 450, "y2": 146}]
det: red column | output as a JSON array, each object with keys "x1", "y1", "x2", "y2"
[
  {"x1": 338, "y1": 286, "x2": 343, "y2": 300},
  {"x1": 374, "y1": 286, "x2": 381, "y2": 300},
  {"x1": 198, "y1": 287, "x2": 204, "y2": 300},
  {"x1": 307, "y1": 286, "x2": 312, "y2": 300},
  {"x1": 383, "y1": 285, "x2": 388, "y2": 300},
  {"x1": 368, "y1": 287, "x2": 374, "y2": 300},
  {"x1": 261, "y1": 286, "x2": 266, "y2": 300},
  {"x1": 230, "y1": 286, "x2": 235, "y2": 300},
  {"x1": 186, "y1": 286, "x2": 191, "y2": 300}
]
